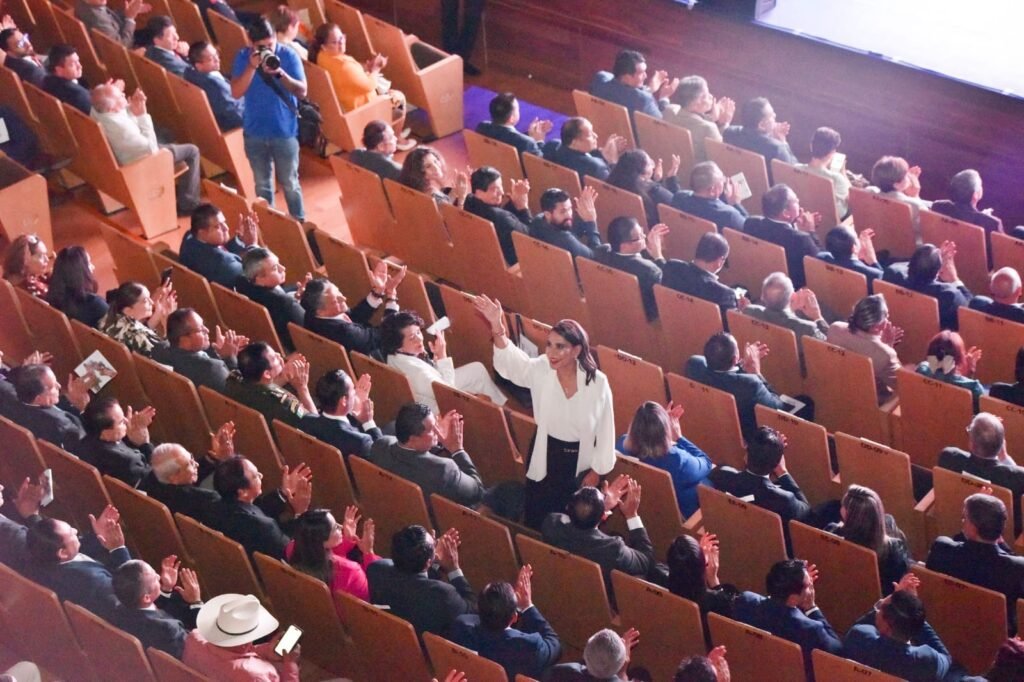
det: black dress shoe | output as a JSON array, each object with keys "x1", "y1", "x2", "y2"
[{"x1": 463, "y1": 62, "x2": 482, "y2": 76}]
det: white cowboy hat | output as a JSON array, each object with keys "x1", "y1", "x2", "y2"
[{"x1": 195, "y1": 593, "x2": 279, "y2": 648}]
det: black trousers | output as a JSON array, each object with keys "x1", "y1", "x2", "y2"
[
  {"x1": 524, "y1": 436, "x2": 580, "y2": 530},
  {"x1": 440, "y1": 0, "x2": 486, "y2": 59}
]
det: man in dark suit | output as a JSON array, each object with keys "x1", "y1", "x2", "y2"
[
  {"x1": 743, "y1": 183, "x2": 822, "y2": 289},
  {"x1": 74, "y1": 396, "x2": 155, "y2": 488},
  {"x1": 543, "y1": 117, "x2": 623, "y2": 182},
  {"x1": 152, "y1": 309, "x2": 246, "y2": 394},
  {"x1": 144, "y1": 16, "x2": 190, "y2": 77},
  {"x1": 179, "y1": 203, "x2": 259, "y2": 289},
  {"x1": 733, "y1": 560, "x2": 843, "y2": 677},
  {"x1": 367, "y1": 524, "x2": 476, "y2": 636},
  {"x1": 926, "y1": 493, "x2": 1024, "y2": 634},
  {"x1": 300, "y1": 370, "x2": 382, "y2": 460},
  {"x1": 224, "y1": 342, "x2": 315, "y2": 428},
  {"x1": 348, "y1": 120, "x2": 404, "y2": 181},
  {"x1": 670, "y1": 161, "x2": 749, "y2": 231},
  {"x1": 184, "y1": 42, "x2": 244, "y2": 131},
  {"x1": 589, "y1": 49, "x2": 677, "y2": 120},
  {"x1": 475, "y1": 92, "x2": 551, "y2": 158},
  {"x1": 529, "y1": 187, "x2": 603, "y2": 261},
  {"x1": 236, "y1": 248, "x2": 308, "y2": 352},
  {"x1": 883, "y1": 243, "x2": 972, "y2": 331},
  {"x1": 463, "y1": 166, "x2": 533, "y2": 266},
  {"x1": 594, "y1": 216, "x2": 667, "y2": 320},
  {"x1": 208, "y1": 455, "x2": 311, "y2": 559},
  {"x1": 931, "y1": 169, "x2": 1017, "y2": 247},
  {"x1": 41, "y1": 44, "x2": 92, "y2": 114},
  {"x1": 722, "y1": 97, "x2": 798, "y2": 176},
  {"x1": 450, "y1": 566, "x2": 561, "y2": 680},
  {"x1": 26, "y1": 506, "x2": 131, "y2": 619},
  {"x1": 662, "y1": 231, "x2": 746, "y2": 314},
  {"x1": 817, "y1": 225, "x2": 884, "y2": 285},
  {"x1": 6, "y1": 364, "x2": 88, "y2": 450},
  {"x1": 968, "y1": 266, "x2": 1024, "y2": 324},
  {"x1": 0, "y1": 28, "x2": 46, "y2": 86},
  {"x1": 140, "y1": 442, "x2": 225, "y2": 525},
  {"x1": 111, "y1": 558, "x2": 203, "y2": 658},
  {"x1": 0, "y1": 476, "x2": 46, "y2": 572}
]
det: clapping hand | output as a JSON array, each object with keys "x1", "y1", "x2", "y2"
[
  {"x1": 666, "y1": 400, "x2": 684, "y2": 441},
  {"x1": 125, "y1": 405, "x2": 156, "y2": 445},
  {"x1": 237, "y1": 211, "x2": 260, "y2": 246},
  {"x1": 209, "y1": 421, "x2": 236, "y2": 461},
  {"x1": 14, "y1": 475, "x2": 46, "y2": 519},
  {"x1": 601, "y1": 474, "x2": 630, "y2": 512},
  {"x1": 160, "y1": 554, "x2": 182, "y2": 592},
  {"x1": 514, "y1": 564, "x2": 534, "y2": 610},
  {"x1": 342, "y1": 505, "x2": 361, "y2": 542},
  {"x1": 428, "y1": 330, "x2": 448, "y2": 360},
  {"x1": 434, "y1": 528, "x2": 461, "y2": 573},
  {"x1": 281, "y1": 464, "x2": 313, "y2": 515},
  {"x1": 741, "y1": 341, "x2": 769, "y2": 375},
  {"x1": 89, "y1": 505, "x2": 125, "y2": 550},
  {"x1": 211, "y1": 325, "x2": 248, "y2": 358},
  {"x1": 574, "y1": 185, "x2": 599, "y2": 223},
  {"x1": 700, "y1": 532, "x2": 721, "y2": 587}
]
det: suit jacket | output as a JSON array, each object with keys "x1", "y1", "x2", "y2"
[
  {"x1": 742, "y1": 304, "x2": 827, "y2": 371},
  {"x1": 450, "y1": 606, "x2": 561, "y2": 680},
  {"x1": 179, "y1": 233, "x2": 248, "y2": 289},
  {"x1": 593, "y1": 246, "x2": 664, "y2": 319},
  {"x1": 31, "y1": 545, "x2": 132, "y2": 619},
  {"x1": 368, "y1": 437, "x2": 485, "y2": 507},
  {"x1": 733, "y1": 592, "x2": 843, "y2": 678},
  {"x1": 684, "y1": 355, "x2": 786, "y2": 440},
  {"x1": 366, "y1": 559, "x2": 475, "y2": 636},
  {"x1": 347, "y1": 148, "x2": 402, "y2": 181},
  {"x1": 589, "y1": 70, "x2": 664, "y2": 119},
  {"x1": 235, "y1": 278, "x2": 305, "y2": 351},
  {"x1": 7, "y1": 401, "x2": 85, "y2": 450},
  {"x1": 184, "y1": 67, "x2": 244, "y2": 131},
  {"x1": 52, "y1": 292, "x2": 108, "y2": 329},
  {"x1": 722, "y1": 125, "x2": 798, "y2": 176},
  {"x1": 542, "y1": 142, "x2": 611, "y2": 182},
  {"x1": 931, "y1": 199, "x2": 1002, "y2": 236},
  {"x1": 5, "y1": 57, "x2": 46, "y2": 86},
  {"x1": 462, "y1": 194, "x2": 532, "y2": 266},
  {"x1": 661, "y1": 259, "x2": 740, "y2": 313},
  {"x1": 144, "y1": 45, "x2": 190, "y2": 77},
  {"x1": 663, "y1": 108, "x2": 721, "y2": 162},
  {"x1": 816, "y1": 252, "x2": 884, "y2": 286},
  {"x1": 541, "y1": 513, "x2": 655, "y2": 596},
  {"x1": 304, "y1": 297, "x2": 389, "y2": 357},
  {"x1": 74, "y1": 436, "x2": 153, "y2": 487},
  {"x1": 208, "y1": 494, "x2": 295, "y2": 559},
  {"x1": 0, "y1": 512, "x2": 38, "y2": 572},
  {"x1": 671, "y1": 191, "x2": 748, "y2": 231},
  {"x1": 151, "y1": 345, "x2": 236, "y2": 394},
  {"x1": 844, "y1": 608, "x2": 955, "y2": 682},
  {"x1": 990, "y1": 381, "x2": 1024, "y2": 408},
  {"x1": 42, "y1": 75, "x2": 91, "y2": 114},
  {"x1": 743, "y1": 216, "x2": 821, "y2": 289},
  {"x1": 75, "y1": 0, "x2": 135, "y2": 46},
  {"x1": 967, "y1": 296, "x2": 1024, "y2": 324},
  {"x1": 926, "y1": 536, "x2": 1024, "y2": 633},
  {"x1": 474, "y1": 120, "x2": 544, "y2": 157},
  {"x1": 111, "y1": 593, "x2": 198, "y2": 658},
  {"x1": 882, "y1": 264, "x2": 972, "y2": 331},
  {"x1": 139, "y1": 475, "x2": 221, "y2": 526},
  {"x1": 707, "y1": 467, "x2": 812, "y2": 528},
  {"x1": 300, "y1": 413, "x2": 381, "y2": 460},
  {"x1": 529, "y1": 214, "x2": 602, "y2": 261}
]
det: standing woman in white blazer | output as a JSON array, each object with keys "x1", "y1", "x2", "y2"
[{"x1": 474, "y1": 295, "x2": 616, "y2": 529}]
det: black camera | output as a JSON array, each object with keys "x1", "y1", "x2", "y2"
[{"x1": 256, "y1": 46, "x2": 281, "y2": 71}]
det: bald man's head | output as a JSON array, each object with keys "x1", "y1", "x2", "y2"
[
  {"x1": 990, "y1": 267, "x2": 1022, "y2": 304},
  {"x1": 90, "y1": 83, "x2": 125, "y2": 114}
]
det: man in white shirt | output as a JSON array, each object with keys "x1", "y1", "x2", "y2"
[{"x1": 89, "y1": 82, "x2": 201, "y2": 214}]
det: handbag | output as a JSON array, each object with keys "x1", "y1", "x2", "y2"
[{"x1": 259, "y1": 67, "x2": 328, "y2": 157}]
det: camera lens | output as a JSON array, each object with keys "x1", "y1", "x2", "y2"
[{"x1": 261, "y1": 52, "x2": 281, "y2": 70}]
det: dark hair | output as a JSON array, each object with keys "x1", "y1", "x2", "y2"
[
  {"x1": 398, "y1": 147, "x2": 442, "y2": 194},
  {"x1": 379, "y1": 310, "x2": 425, "y2": 357},
  {"x1": 666, "y1": 534, "x2": 705, "y2": 602},
  {"x1": 187, "y1": 40, "x2": 211, "y2": 65},
  {"x1": 746, "y1": 426, "x2": 785, "y2": 476},
  {"x1": 624, "y1": 401, "x2": 672, "y2": 459},
  {"x1": 308, "y1": 22, "x2": 339, "y2": 64},
  {"x1": 166, "y1": 308, "x2": 199, "y2": 346},
  {"x1": 3, "y1": 234, "x2": 45, "y2": 281},
  {"x1": 965, "y1": 493, "x2": 1007, "y2": 541},
  {"x1": 764, "y1": 559, "x2": 807, "y2": 600},
  {"x1": 1015, "y1": 347, "x2": 1024, "y2": 384},
  {"x1": 46, "y1": 44, "x2": 77, "y2": 73},
  {"x1": 761, "y1": 184, "x2": 795, "y2": 218},
  {"x1": 0, "y1": 28, "x2": 17, "y2": 51},
  {"x1": 606, "y1": 149, "x2": 654, "y2": 204},
  {"x1": 11, "y1": 364, "x2": 52, "y2": 403},
  {"x1": 540, "y1": 188, "x2": 571, "y2": 213},
  {"x1": 268, "y1": 4, "x2": 299, "y2": 33},
  {"x1": 489, "y1": 92, "x2": 516, "y2": 125},
  {"x1": 881, "y1": 590, "x2": 926, "y2": 640},
  {"x1": 907, "y1": 244, "x2": 942, "y2": 286},
  {"x1": 739, "y1": 97, "x2": 771, "y2": 130},
  {"x1": 809, "y1": 127, "x2": 842, "y2": 159},
  {"x1": 26, "y1": 518, "x2": 65, "y2": 565},
  {"x1": 105, "y1": 281, "x2": 147, "y2": 316},
  {"x1": 82, "y1": 396, "x2": 120, "y2": 436},
  {"x1": 112, "y1": 560, "x2": 151, "y2": 607},
  {"x1": 47, "y1": 246, "x2": 98, "y2": 309},
  {"x1": 190, "y1": 203, "x2": 221, "y2": 235},
  {"x1": 825, "y1": 226, "x2": 856, "y2": 259},
  {"x1": 395, "y1": 402, "x2": 432, "y2": 443},
  {"x1": 871, "y1": 156, "x2": 909, "y2": 193},
  {"x1": 247, "y1": 17, "x2": 274, "y2": 42},
  {"x1": 612, "y1": 49, "x2": 645, "y2": 79},
  {"x1": 840, "y1": 485, "x2": 887, "y2": 553},
  {"x1": 607, "y1": 216, "x2": 641, "y2": 253},
  {"x1": 567, "y1": 486, "x2": 605, "y2": 529},
  {"x1": 289, "y1": 509, "x2": 334, "y2": 585},
  {"x1": 674, "y1": 657, "x2": 717, "y2": 682},
  {"x1": 315, "y1": 369, "x2": 353, "y2": 413},
  {"x1": 695, "y1": 232, "x2": 729, "y2": 263},
  {"x1": 299, "y1": 277, "x2": 330, "y2": 313},
  {"x1": 703, "y1": 332, "x2": 738, "y2": 372},
  {"x1": 478, "y1": 582, "x2": 517, "y2": 631},
  {"x1": 560, "y1": 117, "x2": 587, "y2": 147},
  {"x1": 987, "y1": 636, "x2": 1024, "y2": 682},
  {"x1": 362, "y1": 120, "x2": 389, "y2": 150},
  {"x1": 925, "y1": 330, "x2": 968, "y2": 375},
  {"x1": 214, "y1": 455, "x2": 254, "y2": 499},
  {"x1": 471, "y1": 166, "x2": 501, "y2": 194},
  {"x1": 391, "y1": 524, "x2": 434, "y2": 573},
  {"x1": 847, "y1": 295, "x2": 888, "y2": 334},
  {"x1": 145, "y1": 15, "x2": 175, "y2": 40},
  {"x1": 237, "y1": 342, "x2": 272, "y2": 382},
  {"x1": 551, "y1": 319, "x2": 598, "y2": 384}
]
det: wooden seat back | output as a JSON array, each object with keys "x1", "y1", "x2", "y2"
[
  {"x1": 433, "y1": 383, "x2": 526, "y2": 485},
  {"x1": 272, "y1": 419, "x2": 357, "y2": 514},
  {"x1": 132, "y1": 353, "x2": 212, "y2": 460},
  {"x1": 707, "y1": 612, "x2": 806, "y2": 682},
  {"x1": 726, "y1": 309, "x2": 803, "y2": 397},
  {"x1": 992, "y1": 230, "x2": 1024, "y2": 275},
  {"x1": 37, "y1": 440, "x2": 113, "y2": 536},
  {"x1": 0, "y1": 278, "x2": 33, "y2": 361},
  {"x1": 811, "y1": 650, "x2": 903, "y2": 682},
  {"x1": 440, "y1": 204, "x2": 526, "y2": 311},
  {"x1": 165, "y1": 0, "x2": 210, "y2": 44},
  {"x1": 521, "y1": 152, "x2": 583, "y2": 215},
  {"x1": 720, "y1": 227, "x2": 788, "y2": 300},
  {"x1": 464, "y1": 128, "x2": 525, "y2": 182},
  {"x1": 0, "y1": 414, "x2": 46, "y2": 488},
  {"x1": 871, "y1": 279, "x2": 940, "y2": 365},
  {"x1": 606, "y1": 454, "x2": 689, "y2": 556},
  {"x1": 305, "y1": 58, "x2": 393, "y2": 152},
  {"x1": 958, "y1": 306, "x2": 1024, "y2": 385},
  {"x1": 22, "y1": 82, "x2": 79, "y2": 163},
  {"x1": 596, "y1": 345, "x2": 667, "y2": 435},
  {"x1": 315, "y1": 228, "x2": 375, "y2": 301},
  {"x1": 347, "y1": 456, "x2": 433, "y2": 555},
  {"x1": 324, "y1": 0, "x2": 375, "y2": 62},
  {"x1": 896, "y1": 368, "x2": 972, "y2": 470},
  {"x1": 208, "y1": 10, "x2": 249, "y2": 72},
  {"x1": 328, "y1": 156, "x2": 395, "y2": 254},
  {"x1": 423, "y1": 632, "x2": 510, "y2": 682},
  {"x1": 335, "y1": 591, "x2": 434, "y2": 681},
  {"x1": 921, "y1": 209, "x2": 989, "y2": 294},
  {"x1": 436, "y1": 269, "x2": 510, "y2": 373},
  {"x1": 349, "y1": 351, "x2": 416, "y2": 425},
  {"x1": 70, "y1": 320, "x2": 153, "y2": 418},
  {"x1": 929, "y1": 467, "x2": 1015, "y2": 542},
  {"x1": 577, "y1": 257, "x2": 658, "y2": 361},
  {"x1": 667, "y1": 373, "x2": 746, "y2": 470},
  {"x1": 705, "y1": 138, "x2": 769, "y2": 214},
  {"x1": 656, "y1": 203, "x2": 717, "y2": 262},
  {"x1": 383, "y1": 178, "x2": 453, "y2": 279},
  {"x1": 652, "y1": 285, "x2": 724, "y2": 374},
  {"x1": 802, "y1": 337, "x2": 889, "y2": 444},
  {"x1": 128, "y1": 51, "x2": 189, "y2": 144},
  {"x1": 104, "y1": 475, "x2": 190, "y2": 569},
  {"x1": 65, "y1": 600, "x2": 157, "y2": 682},
  {"x1": 572, "y1": 89, "x2": 636, "y2": 148},
  {"x1": 511, "y1": 231, "x2": 590, "y2": 328},
  {"x1": 150, "y1": 251, "x2": 224, "y2": 331},
  {"x1": 197, "y1": 385, "x2": 285, "y2": 489},
  {"x1": 431, "y1": 494, "x2": 520, "y2": 585},
  {"x1": 22, "y1": 0, "x2": 64, "y2": 52},
  {"x1": 635, "y1": 112, "x2": 696, "y2": 184},
  {"x1": 91, "y1": 28, "x2": 140, "y2": 91},
  {"x1": 584, "y1": 175, "x2": 647, "y2": 237},
  {"x1": 175, "y1": 512, "x2": 265, "y2": 600},
  {"x1": 252, "y1": 202, "x2": 320, "y2": 278},
  {"x1": 15, "y1": 287, "x2": 83, "y2": 380},
  {"x1": 51, "y1": 7, "x2": 109, "y2": 85},
  {"x1": 802, "y1": 256, "x2": 869, "y2": 324},
  {"x1": 209, "y1": 282, "x2": 285, "y2": 354},
  {"x1": 287, "y1": 323, "x2": 356, "y2": 387},
  {"x1": 0, "y1": 67, "x2": 39, "y2": 150},
  {"x1": 98, "y1": 222, "x2": 161, "y2": 289},
  {"x1": 771, "y1": 160, "x2": 840, "y2": 241},
  {"x1": 756, "y1": 405, "x2": 839, "y2": 507},
  {"x1": 146, "y1": 647, "x2": 211, "y2": 682},
  {"x1": 848, "y1": 187, "x2": 916, "y2": 259}
]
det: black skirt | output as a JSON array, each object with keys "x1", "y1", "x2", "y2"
[{"x1": 524, "y1": 436, "x2": 580, "y2": 530}]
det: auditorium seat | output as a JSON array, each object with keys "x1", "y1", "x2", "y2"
[
  {"x1": 165, "y1": 0, "x2": 210, "y2": 44},
  {"x1": 707, "y1": 612, "x2": 805, "y2": 682},
  {"x1": 133, "y1": 354, "x2": 212, "y2": 462},
  {"x1": 324, "y1": 0, "x2": 375, "y2": 63},
  {"x1": 925, "y1": 467, "x2": 1015, "y2": 546},
  {"x1": 104, "y1": 475, "x2": 191, "y2": 570},
  {"x1": 252, "y1": 201, "x2": 321, "y2": 278},
  {"x1": 147, "y1": 647, "x2": 211, "y2": 682},
  {"x1": 431, "y1": 493, "x2": 521, "y2": 586},
  {"x1": 272, "y1": 419, "x2": 358, "y2": 516},
  {"x1": 957, "y1": 306, "x2": 1024, "y2": 385},
  {"x1": 198, "y1": 385, "x2": 286, "y2": 489},
  {"x1": 652, "y1": 284, "x2": 724, "y2": 374},
  {"x1": 15, "y1": 286, "x2": 84, "y2": 381},
  {"x1": 991, "y1": 230, "x2": 1024, "y2": 276},
  {"x1": 436, "y1": 282, "x2": 501, "y2": 374},
  {"x1": 755, "y1": 405, "x2": 840, "y2": 507},
  {"x1": 334, "y1": 591, "x2": 434, "y2": 681},
  {"x1": 720, "y1": 227, "x2": 788, "y2": 301},
  {"x1": 848, "y1": 187, "x2": 916, "y2": 260},
  {"x1": 726, "y1": 309, "x2": 803, "y2": 397},
  {"x1": 347, "y1": 456, "x2": 433, "y2": 556},
  {"x1": 128, "y1": 52, "x2": 192, "y2": 149},
  {"x1": 50, "y1": 7, "x2": 109, "y2": 86},
  {"x1": 577, "y1": 257, "x2": 659, "y2": 361},
  {"x1": 511, "y1": 231, "x2": 590, "y2": 328},
  {"x1": 605, "y1": 453, "x2": 697, "y2": 558},
  {"x1": 349, "y1": 350, "x2": 415, "y2": 425},
  {"x1": 0, "y1": 66, "x2": 40, "y2": 147},
  {"x1": 314, "y1": 227, "x2": 376, "y2": 302},
  {"x1": 22, "y1": 83, "x2": 80, "y2": 178},
  {"x1": 304, "y1": 58, "x2": 394, "y2": 153},
  {"x1": 811, "y1": 650, "x2": 903, "y2": 682},
  {"x1": 37, "y1": 440, "x2": 113, "y2": 541},
  {"x1": 433, "y1": 383, "x2": 526, "y2": 485},
  {"x1": 98, "y1": 222, "x2": 161, "y2": 289},
  {"x1": 634, "y1": 112, "x2": 696, "y2": 186},
  {"x1": 656, "y1": 203, "x2": 717, "y2": 262},
  {"x1": 423, "y1": 632, "x2": 509, "y2": 682},
  {"x1": 464, "y1": 128, "x2": 525, "y2": 182},
  {"x1": 440, "y1": 204, "x2": 527, "y2": 313},
  {"x1": 91, "y1": 28, "x2": 140, "y2": 93},
  {"x1": 802, "y1": 255, "x2": 868, "y2": 323},
  {"x1": 920, "y1": 209, "x2": 989, "y2": 294},
  {"x1": 175, "y1": 512, "x2": 266, "y2": 601},
  {"x1": 287, "y1": 322, "x2": 357, "y2": 385},
  {"x1": 895, "y1": 368, "x2": 972, "y2": 470},
  {"x1": 572, "y1": 89, "x2": 636, "y2": 149},
  {"x1": 583, "y1": 175, "x2": 647, "y2": 236},
  {"x1": 373, "y1": 259, "x2": 438, "y2": 328},
  {"x1": 0, "y1": 415, "x2": 46, "y2": 491},
  {"x1": 21, "y1": 0, "x2": 63, "y2": 53},
  {"x1": 870, "y1": 279, "x2": 939, "y2": 365},
  {"x1": 666, "y1": 372, "x2": 746, "y2": 470},
  {"x1": 71, "y1": 320, "x2": 156, "y2": 421},
  {"x1": 595, "y1": 345, "x2": 667, "y2": 436},
  {"x1": 207, "y1": 11, "x2": 250, "y2": 74},
  {"x1": 328, "y1": 156, "x2": 396, "y2": 255},
  {"x1": 383, "y1": 178, "x2": 454, "y2": 279},
  {"x1": 209, "y1": 282, "x2": 285, "y2": 354},
  {"x1": 65, "y1": 600, "x2": 158, "y2": 682},
  {"x1": 0, "y1": 279, "x2": 34, "y2": 363},
  {"x1": 705, "y1": 138, "x2": 769, "y2": 214},
  {"x1": 521, "y1": 153, "x2": 583, "y2": 215},
  {"x1": 150, "y1": 252, "x2": 225, "y2": 333}
]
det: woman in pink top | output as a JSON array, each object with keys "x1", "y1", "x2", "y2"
[{"x1": 286, "y1": 506, "x2": 378, "y2": 605}]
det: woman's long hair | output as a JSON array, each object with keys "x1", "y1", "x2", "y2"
[
  {"x1": 623, "y1": 401, "x2": 672, "y2": 459},
  {"x1": 552, "y1": 319, "x2": 597, "y2": 385},
  {"x1": 289, "y1": 509, "x2": 335, "y2": 585}
]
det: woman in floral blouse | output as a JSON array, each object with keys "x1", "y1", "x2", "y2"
[{"x1": 101, "y1": 280, "x2": 177, "y2": 355}]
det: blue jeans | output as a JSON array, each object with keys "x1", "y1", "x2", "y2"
[{"x1": 243, "y1": 134, "x2": 305, "y2": 220}]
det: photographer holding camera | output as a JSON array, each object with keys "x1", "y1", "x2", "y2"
[{"x1": 231, "y1": 18, "x2": 307, "y2": 221}]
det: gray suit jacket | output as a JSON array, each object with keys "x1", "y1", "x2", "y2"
[
  {"x1": 367, "y1": 559, "x2": 476, "y2": 636},
  {"x1": 151, "y1": 345, "x2": 236, "y2": 394},
  {"x1": 368, "y1": 437, "x2": 485, "y2": 507},
  {"x1": 348, "y1": 149, "x2": 402, "y2": 181}
]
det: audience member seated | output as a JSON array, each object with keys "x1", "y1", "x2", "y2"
[
  {"x1": 224, "y1": 342, "x2": 316, "y2": 428},
  {"x1": 450, "y1": 566, "x2": 562, "y2": 680},
  {"x1": 868, "y1": 156, "x2": 932, "y2": 243},
  {"x1": 380, "y1": 311, "x2": 508, "y2": 415},
  {"x1": 0, "y1": 104, "x2": 40, "y2": 169},
  {"x1": 684, "y1": 332, "x2": 789, "y2": 441},
  {"x1": 475, "y1": 91, "x2": 551, "y2": 157},
  {"x1": 968, "y1": 266, "x2": 1024, "y2": 324},
  {"x1": 817, "y1": 225, "x2": 883, "y2": 285},
  {"x1": 144, "y1": 16, "x2": 190, "y2": 76},
  {"x1": 111, "y1": 557, "x2": 202, "y2": 659},
  {"x1": 183, "y1": 593, "x2": 300, "y2": 681},
  {"x1": 0, "y1": 27, "x2": 46, "y2": 86},
  {"x1": 915, "y1": 330, "x2": 984, "y2": 412},
  {"x1": 90, "y1": 83, "x2": 202, "y2": 215},
  {"x1": 0, "y1": 475, "x2": 47, "y2": 573},
  {"x1": 348, "y1": 120, "x2": 404, "y2": 181},
  {"x1": 543, "y1": 116, "x2": 624, "y2": 182},
  {"x1": 617, "y1": 401, "x2": 713, "y2": 518},
  {"x1": 298, "y1": 261, "x2": 404, "y2": 357},
  {"x1": 541, "y1": 479, "x2": 658, "y2": 599},
  {"x1": 607, "y1": 148, "x2": 682, "y2": 227},
  {"x1": 152, "y1": 308, "x2": 248, "y2": 394},
  {"x1": 6, "y1": 363, "x2": 89, "y2": 449},
  {"x1": 397, "y1": 146, "x2": 468, "y2": 207},
  {"x1": 529, "y1": 186, "x2": 602, "y2": 261},
  {"x1": 798, "y1": 127, "x2": 863, "y2": 219},
  {"x1": 743, "y1": 272, "x2": 827, "y2": 367},
  {"x1": 590, "y1": 48, "x2": 678, "y2": 119},
  {"x1": 101, "y1": 280, "x2": 175, "y2": 356},
  {"x1": 991, "y1": 347, "x2": 1024, "y2": 407},
  {"x1": 367, "y1": 524, "x2": 477, "y2": 636},
  {"x1": 236, "y1": 247, "x2": 309, "y2": 352},
  {"x1": 46, "y1": 246, "x2": 108, "y2": 328},
  {"x1": 26, "y1": 505, "x2": 130, "y2": 619},
  {"x1": 300, "y1": 369, "x2": 382, "y2": 460},
  {"x1": 722, "y1": 97, "x2": 798, "y2": 169},
  {"x1": 2, "y1": 233, "x2": 50, "y2": 298},
  {"x1": 824, "y1": 485, "x2": 910, "y2": 594},
  {"x1": 269, "y1": 5, "x2": 307, "y2": 61},
  {"x1": 209, "y1": 454, "x2": 311, "y2": 559},
  {"x1": 75, "y1": 396, "x2": 156, "y2": 487},
  {"x1": 285, "y1": 506, "x2": 378, "y2": 604},
  {"x1": 547, "y1": 627, "x2": 642, "y2": 682},
  {"x1": 185, "y1": 42, "x2": 245, "y2": 131},
  {"x1": 931, "y1": 169, "x2": 1017, "y2": 244},
  {"x1": 140, "y1": 435, "x2": 233, "y2": 524},
  {"x1": 193, "y1": 0, "x2": 241, "y2": 40},
  {"x1": 844, "y1": 574, "x2": 961, "y2": 682},
  {"x1": 41, "y1": 45, "x2": 91, "y2": 114},
  {"x1": 595, "y1": 216, "x2": 668, "y2": 320},
  {"x1": 462, "y1": 166, "x2": 533, "y2": 266},
  {"x1": 75, "y1": 0, "x2": 146, "y2": 47},
  {"x1": 674, "y1": 646, "x2": 731, "y2": 682},
  {"x1": 743, "y1": 183, "x2": 822, "y2": 289},
  {"x1": 672, "y1": 160, "x2": 749, "y2": 231},
  {"x1": 733, "y1": 559, "x2": 843, "y2": 675},
  {"x1": 883, "y1": 242, "x2": 971, "y2": 331},
  {"x1": 180, "y1": 203, "x2": 260, "y2": 289},
  {"x1": 666, "y1": 534, "x2": 738, "y2": 641},
  {"x1": 826, "y1": 294, "x2": 903, "y2": 402},
  {"x1": 663, "y1": 75, "x2": 735, "y2": 163},
  {"x1": 661, "y1": 231, "x2": 747, "y2": 313}
]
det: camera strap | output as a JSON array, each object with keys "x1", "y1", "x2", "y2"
[{"x1": 256, "y1": 62, "x2": 300, "y2": 119}]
